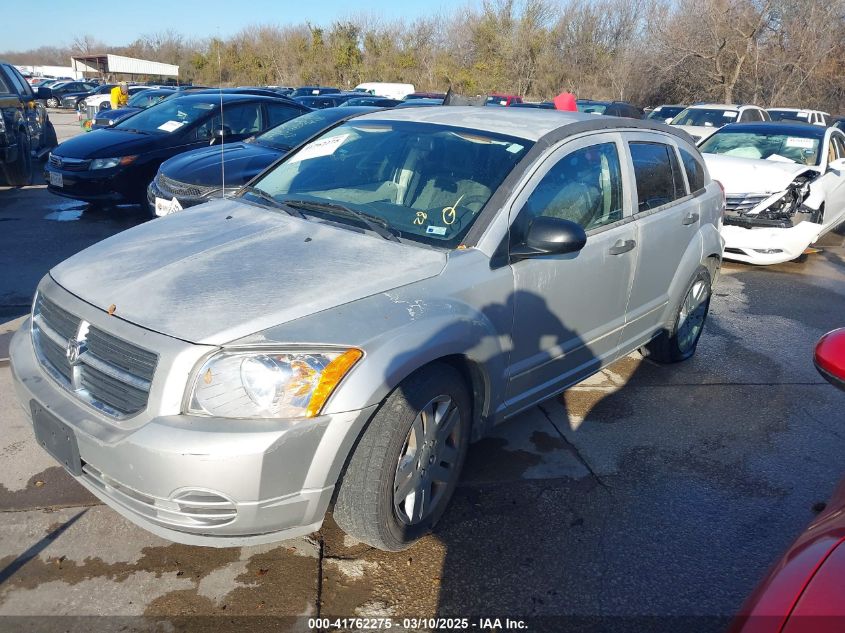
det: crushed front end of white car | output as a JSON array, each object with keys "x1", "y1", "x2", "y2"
[{"x1": 704, "y1": 154, "x2": 825, "y2": 265}]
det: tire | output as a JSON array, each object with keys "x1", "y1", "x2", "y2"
[
  {"x1": 642, "y1": 265, "x2": 712, "y2": 364},
  {"x1": 40, "y1": 120, "x2": 58, "y2": 153},
  {"x1": 46, "y1": 97, "x2": 59, "y2": 108},
  {"x1": 333, "y1": 363, "x2": 471, "y2": 551},
  {"x1": 1, "y1": 130, "x2": 32, "y2": 187}
]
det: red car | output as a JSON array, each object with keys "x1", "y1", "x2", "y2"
[
  {"x1": 729, "y1": 328, "x2": 845, "y2": 633},
  {"x1": 486, "y1": 93, "x2": 524, "y2": 107}
]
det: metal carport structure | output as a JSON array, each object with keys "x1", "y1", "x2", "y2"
[{"x1": 71, "y1": 54, "x2": 179, "y2": 81}]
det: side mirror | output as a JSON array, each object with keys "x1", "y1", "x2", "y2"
[
  {"x1": 510, "y1": 216, "x2": 587, "y2": 262},
  {"x1": 828, "y1": 158, "x2": 845, "y2": 172},
  {"x1": 814, "y1": 328, "x2": 845, "y2": 391}
]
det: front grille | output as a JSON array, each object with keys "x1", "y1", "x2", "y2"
[
  {"x1": 32, "y1": 294, "x2": 158, "y2": 417},
  {"x1": 82, "y1": 464, "x2": 238, "y2": 528},
  {"x1": 155, "y1": 173, "x2": 219, "y2": 200},
  {"x1": 48, "y1": 155, "x2": 90, "y2": 172},
  {"x1": 725, "y1": 193, "x2": 770, "y2": 213}
]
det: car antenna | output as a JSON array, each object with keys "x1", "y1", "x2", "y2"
[{"x1": 217, "y1": 27, "x2": 225, "y2": 196}]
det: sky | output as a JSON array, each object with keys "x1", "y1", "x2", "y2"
[{"x1": 4, "y1": 0, "x2": 463, "y2": 52}]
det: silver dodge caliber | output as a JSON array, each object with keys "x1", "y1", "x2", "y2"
[{"x1": 11, "y1": 107, "x2": 725, "y2": 551}]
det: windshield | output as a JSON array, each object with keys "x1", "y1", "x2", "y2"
[
  {"x1": 577, "y1": 102, "x2": 607, "y2": 114},
  {"x1": 248, "y1": 120, "x2": 532, "y2": 248},
  {"x1": 767, "y1": 110, "x2": 813, "y2": 123},
  {"x1": 127, "y1": 90, "x2": 172, "y2": 108},
  {"x1": 114, "y1": 98, "x2": 216, "y2": 133},
  {"x1": 256, "y1": 109, "x2": 349, "y2": 150},
  {"x1": 699, "y1": 130, "x2": 822, "y2": 165},
  {"x1": 671, "y1": 108, "x2": 738, "y2": 127},
  {"x1": 647, "y1": 106, "x2": 685, "y2": 120}
]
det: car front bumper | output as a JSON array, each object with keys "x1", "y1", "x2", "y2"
[
  {"x1": 721, "y1": 221, "x2": 823, "y2": 265},
  {"x1": 44, "y1": 162, "x2": 136, "y2": 203},
  {"x1": 9, "y1": 286, "x2": 376, "y2": 547}
]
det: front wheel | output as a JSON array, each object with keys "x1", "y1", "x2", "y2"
[
  {"x1": 642, "y1": 265, "x2": 712, "y2": 363},
  {"x1": 0, "y1": 131, "x2": 32, "y2": 186},
  {"x1": 333, "y1": 363, "x2": 471, "y2": 551},
  {"x1": 46, "y1": 97, "x2": 59, "y2": 108}
]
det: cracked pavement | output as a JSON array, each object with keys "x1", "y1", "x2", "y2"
[{"x1": 1, "y1": 111, "x2": 844, "y2": 631}]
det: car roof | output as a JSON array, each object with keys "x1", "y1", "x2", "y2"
[
  {"x1": 688, "y1": 103, "x2": 754, "y2": 111},
  {"x1": 167, "y1": 93, "x2": 290, "y2": 104},
  {"x1": 716, "y1": 121, "x2": 828, "y2": 137},
  {"x1": 351, "y1": 106, "x2": 666, "y2": 142}
]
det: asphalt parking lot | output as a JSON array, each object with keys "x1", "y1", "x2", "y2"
[{"x1": 1, "y1": 109, "x2": 844, "y2": 632}]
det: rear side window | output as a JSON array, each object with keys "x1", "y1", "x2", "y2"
[
  {"x1": 520, "y1": 142, "x2": 624, "y2": 231},
  {"x1": 679, "y1": 147, "x2": 706, "y2": 192},
  {"x1": 630, "y1": 142, "x2": 686, "y2": 211}
]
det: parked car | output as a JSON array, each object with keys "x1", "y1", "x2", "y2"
[
  {"x1": 340, "y1": 97, "x2": 402, "y2": 108},
  {"x1": 404, "y1": 91, "x2": 447, "y2": 101},
  {"x1": 646, "y1": 104, "x2": 687, "y2": 123},
  {"x1": 576, "y1": 99, "x2": 644, "y2": 119},
  {"x1": 728, "y1": 328, "x2": 845, "y2": 633},
  {"x1": 147, "y1": 106, "x2": 378, "y2": 215},
  {"x1": 292, "y1": 93, "x2": 358, "y2": 109},
  {"x1": 767, "y1": 108, "x2": 830, "y2": 127},
  {"x1": 394, "y1": 98, "x2": 444, "y2": 108},
  {"x1": 511, "y1": 102, "x2": 555, "y2": 109},
  {"x1": 90, "y1": 88, "x2": 176, "y2": 130},
  {"x1": 12, "y1": 107, "x2": 724, "y2": 551},
  {"x1": 670, "y1": 104, "x2": 770, "y2": 142},
  {"x1": 699, "y1": 121, "x2": 845, "y2": 265},
  {"x1": 1, "y1": 61, "x2": 57, "y2": 185},
  {"x1": 60, "y1": 83, "x2": 116, "y2": 109},
  {"x1": 354, "y1": 82, "x2": 415, "y2": 100},
  {"x1": 40, "y1": 80, "x2": 97, "y2": 108},
  {"x1": 486, "y1": 93, "x2": 524, "y2": 107},
  {"x1": 44, "y1": 93, "x2": 309, "y2": 206},
  {"x1": 290, "y1": 86, "x2": 341, "y2": 97},
  {"x1": 83, "y1": 85, "x2": 150, "y2": 113}
]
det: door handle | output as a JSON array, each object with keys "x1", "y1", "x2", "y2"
[
  {"x1": 682, "y1": 212, "x2": 700, "y2": 225},
  {"x1": 609, "y1": 239, "x2": 636, "y2": 255}
]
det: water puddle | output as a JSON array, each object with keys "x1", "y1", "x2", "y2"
[{"x1": 43, "y1": 209, "x2": 83, "y2": 222}]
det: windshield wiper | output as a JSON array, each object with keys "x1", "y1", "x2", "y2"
[
  {"x1": 240, "y1": 186, "x2": 305, "y2": 218},
  {"x1": 283, "y1": 199, "x2": 400, "y2": 242},
  {"x1": 115, "y1": 128, "x2": 150, "y2": 135}
]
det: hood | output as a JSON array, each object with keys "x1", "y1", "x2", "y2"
[
  {"x1": 100, "y1": 107, "x2": 142, "y2": 121},
  {"x1": 50, "y1": 198, "x2": 447, "y2": 345},
  {"x1": 673, "y1": 125, "x2": 720, "y2": 142},
  {"x1": 159, "y1": 142, "x2": 282, "y2": 187},
  {"x1": 703, "y1": 153, "x2": 816, "y2": 194},
  {"x1": 52, "y1": 128, "x2": 160, "y2": 158}
]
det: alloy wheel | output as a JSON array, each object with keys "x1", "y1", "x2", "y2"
[
  {"x1": 393, "y1": 395, "x2": 462, "y2": 526},
  {"x1": 677, "y1": 279, "x2": 710, "y2": 353}
]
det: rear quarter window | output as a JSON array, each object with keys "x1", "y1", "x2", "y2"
[
  {"x1": 629, "y1": 142, "x2": 686, "y2": 212},
  {"x1": 679, "y1": 147, "x2": 706, "y2": 192}
]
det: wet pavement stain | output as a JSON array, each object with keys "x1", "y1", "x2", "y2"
[
  {"x1": 0, "y1": 467, "x2": 100, "y2": 512},
  {"x1": 43, "y1": 209, "x2": 83, "y2": 222},
  {"x1": 460, "y1": 437, "x2": 542, "y2": 484}
]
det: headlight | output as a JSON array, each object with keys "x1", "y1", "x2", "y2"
[
  {"x1": 90, "y1": 156, "x2": 136, "y2": 169},
  {"x1": 187, "y1": 348, "x2": 362, "y2": 419}
]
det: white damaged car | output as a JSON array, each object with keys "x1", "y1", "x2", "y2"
[{"x1": 699, "y1": 121, "x2": 845, "y2": 265}]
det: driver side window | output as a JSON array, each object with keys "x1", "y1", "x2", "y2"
[{"x1": 519, "y1": 143, "x2": 624, "y2": 232}]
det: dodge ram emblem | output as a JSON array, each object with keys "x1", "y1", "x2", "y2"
[{"x1": 66, "y1": 339, "x2": 82, "y2": 365}]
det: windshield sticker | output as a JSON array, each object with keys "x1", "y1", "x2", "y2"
[
  {"x1": 786, "y1": 137, "x2": 814, "y2": 149},
  {"x1": 426, "y1": 226, "x2": 447, "y2": 236},
  {"x1": 507, "y1": 143, "x2": 524, "y2": 153},
  {"x1": 289, "y1": 134, "x2": 349, "y2": 163},
  {"x1": 158, "y1": 120, "x2": 186, "y2": 132},
  {"x1": 722, "y1": 111, "x2": 738, "y2": 118}
]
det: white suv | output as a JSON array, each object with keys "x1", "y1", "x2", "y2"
[
  {"x1": 670, "y1": 104, "x2": 770, "y2": 143},
  {"x1": 767, "y1": 108, "x2": 830, "y2": 127}
]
